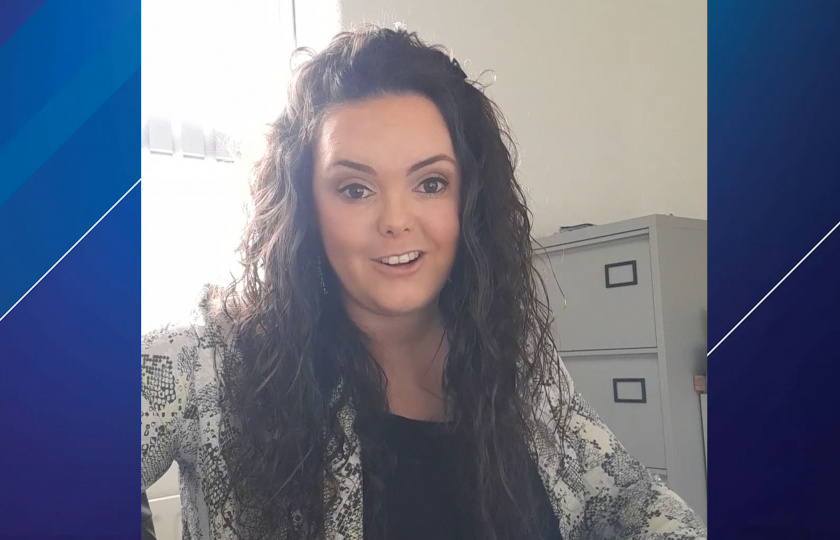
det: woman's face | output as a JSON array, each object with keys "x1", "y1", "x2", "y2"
[{"x1": 312, "y1": 93, "x2": 460, "y2": 319}]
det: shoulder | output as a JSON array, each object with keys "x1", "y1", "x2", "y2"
[
  {"x1": 145, "y1": 283, "x2": 235, "y2": 336},
  {"x1": 142, "y1": 284, "x2": 240, "y2": 373}
]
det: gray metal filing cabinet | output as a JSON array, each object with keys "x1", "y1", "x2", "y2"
[{"x1": 534, "y1": 215, "x2": 707, "y2": 522}]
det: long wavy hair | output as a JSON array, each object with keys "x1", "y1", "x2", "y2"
[{"x1": 218, "y1": 25, "x2": 566, "y2": 539}]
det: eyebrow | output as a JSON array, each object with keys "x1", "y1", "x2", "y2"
[{"x1": 328, "y1": 154, "x2": 456, "y2": 176}]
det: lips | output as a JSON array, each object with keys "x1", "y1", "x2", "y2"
[
  {"x1": 376, "y1": 250, "x2": 422, "y2": 265},
  {"x1": 372, "y1": 251, "x2": 425, "y2": 275}
]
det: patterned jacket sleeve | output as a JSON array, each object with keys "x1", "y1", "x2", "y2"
[
  {"x1": 558, "y1": 358, "x2": 708, "y2": 539},
  {"x1": 141, "y1": 323, "x2": 199, "y2": 491}
]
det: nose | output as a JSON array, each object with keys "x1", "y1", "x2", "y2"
[{"x1": 377, "y1": 189, "x2": 413, "y2": 237}]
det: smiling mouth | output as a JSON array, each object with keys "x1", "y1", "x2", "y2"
[{"x1": 375, "y1": 251, "x2": 423, "y2": 266}]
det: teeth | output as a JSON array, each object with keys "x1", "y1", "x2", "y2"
[{"x1": 379, "y1": 251, "x2": 421, "y2": 265}]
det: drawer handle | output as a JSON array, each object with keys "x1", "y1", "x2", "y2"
[
  {"x1": 613, "y1": 378, "x2": 647, "y2": 403},
  {"x1": 604, "y1": 260, "x2": 638, "y2": 288}
]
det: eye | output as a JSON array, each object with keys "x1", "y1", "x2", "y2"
[
  {"x1": 416, "y1": 176, "x2": 448, "y2": 194},
  {"x1": 339, "y1": 183, "x2": 374, "y2": 199}
]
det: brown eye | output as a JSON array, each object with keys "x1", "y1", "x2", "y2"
[
  {"x1": 340, "y1": 183, "x2": 373, "y2": 199},
  {"x1": 418, "y1": 177, "x2": 447, "y2": 194}
]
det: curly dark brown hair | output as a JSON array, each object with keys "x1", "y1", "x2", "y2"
[{"x1": 218, "y1": 25, "x2": 566, "y2": 539}]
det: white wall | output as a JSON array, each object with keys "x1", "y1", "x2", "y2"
[{"x1": 299, "y1": 0, "x2": 706, "y2": 238}]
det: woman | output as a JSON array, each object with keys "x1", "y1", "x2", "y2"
[{"x1": 141, "y1": 26, "x2": 706, "y2": 539}]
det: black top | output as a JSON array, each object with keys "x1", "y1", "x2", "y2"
[{"x1": 358, "y1": 411, "x2": 562, "y2": 540}]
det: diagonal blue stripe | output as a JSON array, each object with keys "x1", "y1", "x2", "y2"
[
  {"x1": 0, "y1": 12, "x2": 139, "y2": 209},
  {"x1": 0, "y1": 69, "x2": 139, "y2": 318},
  {"x1": 0, "y1": 0, "x2": 47, "y2": 46},
  {"x1": 0, "y1": 0, "x2": 139, "y2": 147}
]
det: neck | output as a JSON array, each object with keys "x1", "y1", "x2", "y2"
[{"x1": 345, "y1": 302, "x2": 448, "y2": 421}]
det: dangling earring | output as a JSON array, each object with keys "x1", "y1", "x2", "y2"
[{"x1": 318, "y1": 256, "x2": 328, "y2": 295}]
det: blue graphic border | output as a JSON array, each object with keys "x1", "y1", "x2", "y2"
[
  {"x1": 2, "y1": 0, "x2": 840, "y2": 537},
  {"x1": 709, "y1": 1, "x2": 840, "y2": 537},
  {"x1": 0, "y1": 0, "x2": 140, "y2": 537}
]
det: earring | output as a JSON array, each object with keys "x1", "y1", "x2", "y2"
[{"x1": 318, "y1": 256, "x2": 328, "y2": 295}]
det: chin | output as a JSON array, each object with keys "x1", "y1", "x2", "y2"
[{"x1": 372, "y1": 292, "x2": 437, "y2": 316}]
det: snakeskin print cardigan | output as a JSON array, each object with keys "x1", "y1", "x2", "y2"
[{"x1": 141, "y1": 299, "x2": 707, "y2": 539}]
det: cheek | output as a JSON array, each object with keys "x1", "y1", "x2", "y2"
[
  {"x1": 317, "y1": 201, "x2": 369, "y2": 269},
  {"x1": 427, "y1": 202, "x2": 461, "y2": 255}
]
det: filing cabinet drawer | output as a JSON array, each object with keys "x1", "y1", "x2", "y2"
[
  {"x1": 538, "y1": 233, "x2": 657, "y2": 352},
  {"x1": 149, "y1": 495, "x2": 183, "y2": 540},
  {"x1": 563, "y1": 354, "x2": 667, "y2": 469},
  {"x1": 147, "y1": 462, "x2": 180, "y2": 499}
]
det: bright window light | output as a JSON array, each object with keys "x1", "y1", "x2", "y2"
[
  {"x1": 141, "y1": 0, "x2": 295, "y2": 333},
  {"x1": 142, "y1": 0, "x2": 294, "y2": 130}
]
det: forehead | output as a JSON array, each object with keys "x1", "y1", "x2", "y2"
[{"x1": 314, "y1": 94, "x2": 455, "y2": 167}]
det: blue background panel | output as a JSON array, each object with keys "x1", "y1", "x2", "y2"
[
  {"x1": 0, "y1": 186, "x2": 139, "y2": 538},
  {"x1": 0, "y1": 0, "x2": 140, "y2": 537},
  {"x1": 709, "y1": 1, "x2": 840, "y2": 537}
]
